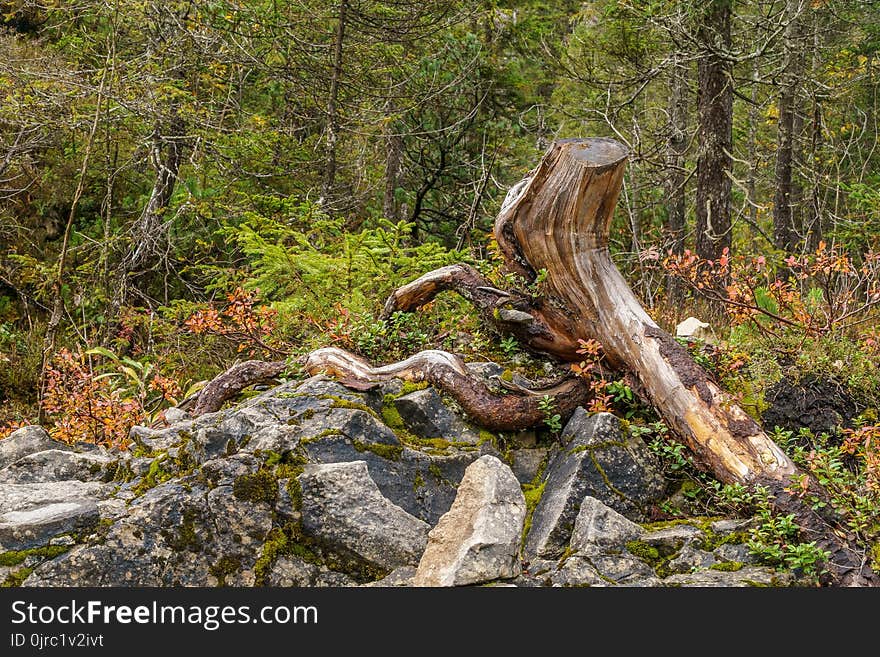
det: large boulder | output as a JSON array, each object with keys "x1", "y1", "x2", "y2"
[
  {"x1": 298, "y1": 461, "x2": 430, "y2": 575},
  {"x1": 413, "y1": 455, "x2": 525, "y2": 586}
]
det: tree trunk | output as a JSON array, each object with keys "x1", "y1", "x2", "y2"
[
  {"x1": 307, "y1": 137, "x2": 877, "y2": 586},
  {"x1": 695, "y1": 0, "x2": 733, "y2": 261},
  {"x1": 322, "y1": 0, "x2": 349, "y2": 206},
  {"x1": 664, "y1": 55, "x2": 688, "y2": 257},
  {"x1": 773, "y1": 0, "x2": 805, "y2": 255}
]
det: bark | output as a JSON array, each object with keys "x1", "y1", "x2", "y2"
[
  {"x1": 304, "y1": 347, "x2": 590, "y2": 432},
  {"x1": 383, "y1": 101, "x2": 402, "y2": 222},
  {"x1": 322, "y1": 0, "x2": 349, "y2": 205},
  {"x1": 664, "y1": 56, "x2": 688, "y2": 256},
  {"x1": 183, "y1": 360, "x2": 287, "y2": 417},
  {"x1": 695, "y1": 0, "x2": 733, "y2": 261},
  {"x1": 773, "y1": 0, "x2": 805, "y2": 254}
]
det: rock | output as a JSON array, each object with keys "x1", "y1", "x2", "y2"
[
  {"x1": 363, "y1": 566, "x2": 417, "y2": 587},
  {"x1": 0, "y1": 450, "x2": 114, "y2": 484},
  {"x1": 26, "y1": 472, "x2": 273, "y2": 586},
  {"x1": 0, "y1": 426, "x2": 69, "y2": 470},
  {"x1": 266, "y1": 557, "x2": 319, "y2": 587},
  {"x1": 0, "y1": 480, "x2": 112, "y2": 514},
  {"x1": 710, "y1": 518, "x2": 757, "y2": 534},
  {"x1": 663, "y1": 566, "x2": 792, "y2": 587},
  {"x1": 0, "y1": 500, "x2": 100, "y2": 550},
  {"x1": 668, "y1": 545, "x2": 717, "y2": 574},
  {"x1": 163, "y1": 407, "x2": 189, "y2": 424},
  {"x1": 714, "y1": 543, "x2": 756, "y2": 565},
  {"x1": 413, "y1": 455, "x2": 525, "y2": 587},
  {"x1": 511, "y1": 448, "x2": 547, "y2": 484},
  {"x1": 549, "y1": 557, "x2": 606, "y2": 587},
  {"x1": 639, "y1": 524, "x2": 703, "y2": 555},
  {"x1": 553, "y1": 553, "x2": 660, "y2": 587},
  {"x1": 298, "y1": 461, "x2": 430, "y2": 575},
  {"x1": 675, "y1": 316, "x2": 716, "y2": 344},
  {"x1": 524, "y1": 411, "x2": 665, "y2": 559},
  {"x1": 392, "y1": 388, "x2": 481, "y2": 444},
  {"x1": 568, "y1": 496, "x2": 644, "y2": 552}
]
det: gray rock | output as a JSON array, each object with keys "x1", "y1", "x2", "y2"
[
  {"x1": 266, "y1": 557, "x2": 319, "y2": 587},
  {"x1": 714, "y1": 542, "x2": 756, "y2": 565},
  {"x1": 0, "y1": 480, "x2": 112, "y2": 514},
  {"x1": 162, "y1": 407, "x2": 189, "y2": 424},
  {"x1": 0, "y1": 500, "x2": 99, "y2": 550},
  {"x1": 0, "y1": 426, "x2": 69, "y2": 470},
  {"x1": 710, "y1": 518, "x2": 757, "y2": 535},
  {"x1": 96, "y1": 498, "x2": 128, "y2": 521},
  {"x1": 26, "y1": 471, "x2": 273, "y2": 586},
  {"x1": 668, "y1": 545, "x2": 717, "y2": 574},
  {"x1": 511, "y1": 448, "x2": 547, "y2": 484},
  {"x1": 569, "y1": 496, "x2": 644, "y2": 552},
  {"x1": 413, "y1": 455, "x2": 525, "y2": 587},
  {"x1": 524, "y1": 411, "x2": 665, "y2": 559},
  {"x1": 640, "y1": 525, "x2": 703, "y2": 555},
  {"x1": 363, "y1": 566, "x2": 417, "y2": 587},
  {"x1": 0, "y1": 450, "x2": 114, "y2": 484},
  {"x1": 299, "y1": 461, "x2": 430, "y2": 575},
  {"x1": 553, "y1": 552, "x2": 659, "y2": 586},
  {"x1": 393, "y1": 388, "x2": 481, "y2": 444},
  {"x1": 663, "y1": 566, "x2": 792, "y2": 587},
  {"x1": 550, "y1": 556, "x2": 606, "y2": 587}
]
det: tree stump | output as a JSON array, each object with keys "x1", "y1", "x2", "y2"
[{"x1": 303, "y1": 138, "x2": 876, "y2": 586}]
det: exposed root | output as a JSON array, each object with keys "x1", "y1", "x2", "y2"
[
  {"x1": 304, "y1": 346, "x2": 590, "y2": 432},
  {"x1": 181, "y1": 359, "x2": 287, "y2": 417}
]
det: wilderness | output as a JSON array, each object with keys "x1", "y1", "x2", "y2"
[{"x1": 0, "y1": 1, "x2": 879, "y2": 588}]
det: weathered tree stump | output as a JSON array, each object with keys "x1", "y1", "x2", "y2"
[{"x1": 301, "y1": 137, "x2": 875, "y2": 586}]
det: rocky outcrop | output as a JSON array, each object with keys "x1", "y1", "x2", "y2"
[
  {"x1": 0, "y1": 370, "x2": 803, "y2": 588},
  {"x1": 413, "y1": 455, "x2": 525, "y2": 586}
]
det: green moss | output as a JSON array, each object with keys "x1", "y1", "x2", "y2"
[
  {"x1": 254, "y1": 523, "x2": 323, "y2": 586},
  {"x1": 232, "y1": 470, "x2": 278, "y2": 505},
  {"x1": 209, "y1": 556, "x2": 242, "y2": 586},
  {"x1": 625, "y1": 540, "x2": 660, "y2": 562},
  {"x1": 400, "y1": 381, "x2": 429, "y2": 395},
  {"x1": 319, "y1": 394, "x2": 380, "y2": 419},
  {"x1": 352, "y1": 439, "x2": 403, "y2": 461},
  {"x1": 163, "y1": 507, "x2": 203, "y2": 553},
  {"x1": 1, "y1": 566, "x2": 34, "y2": 588},
  {"x1": 500, "y1": 369, "x2": 515, "y2": 382},
  {"x1": 111, "y1": 461, "x2": 137, "y2": 483},
  {"x1": 380, "y1": 403, "x2": 406, "y2": 432},
  {"x1": 521, "y1": 480, "x2": 547, "y2": 549},
  {"x1": 301, "y1": 408, "x2": 316, "y2": 420},
  {"x1": 477, "y1": 429, "x2": 496, "y2": 446},
  {"x1": 413, "y1": 472, "x2": 425, "y2": 490},
  {"x1": 0, "y1": 544, "x2": 70, "y2": 567},
  {"x1": 131, "y1": 453, "x2": 174, "y2": 497},
  {"x1": 428, "y1": 462, "x2": 444, "y2": 481},
  {"x1": 711, "y1": 561, "x2": 744, "y2": 572},
  {"x1": 286, "y1": 477, "x2": 303, "y2": 510}
]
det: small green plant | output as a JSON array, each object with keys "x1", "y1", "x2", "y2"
[
  {"x1": 499, "y1": 335, "x2": 519, "y2": 356},
  {"x1": 743, "y1": 485, "x2": 831, "y2": 584},
  {"x1": 352, "y1": 311, "x2": 431, "y2": 361},
  {"x1": 538, "y1": 395, "x2": 562, "y2": 433}
]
